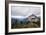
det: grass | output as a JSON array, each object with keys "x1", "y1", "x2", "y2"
[{"x1": 11, "y1": 21, "x2": 40, "y2": 29}]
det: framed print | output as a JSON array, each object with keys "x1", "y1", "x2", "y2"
[{"x1": 5, "y1": 0, "x2": 45, "y2": 34}]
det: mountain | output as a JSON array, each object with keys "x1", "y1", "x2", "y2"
[{"x1": 11, "y1": 14, "x2": 40, "y2": 24}]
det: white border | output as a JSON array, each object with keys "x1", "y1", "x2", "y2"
[{"x1": 8, "y1": 3, "x2": 43, "y2": 32}]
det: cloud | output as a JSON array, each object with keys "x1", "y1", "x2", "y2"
[{"x1": 11, "y1": 6, "x2": 41, "y2": 17}]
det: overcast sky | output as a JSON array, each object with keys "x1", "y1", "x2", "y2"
[{"x1": 11, "y1": 6, "x2": 41, "y2": 17}]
